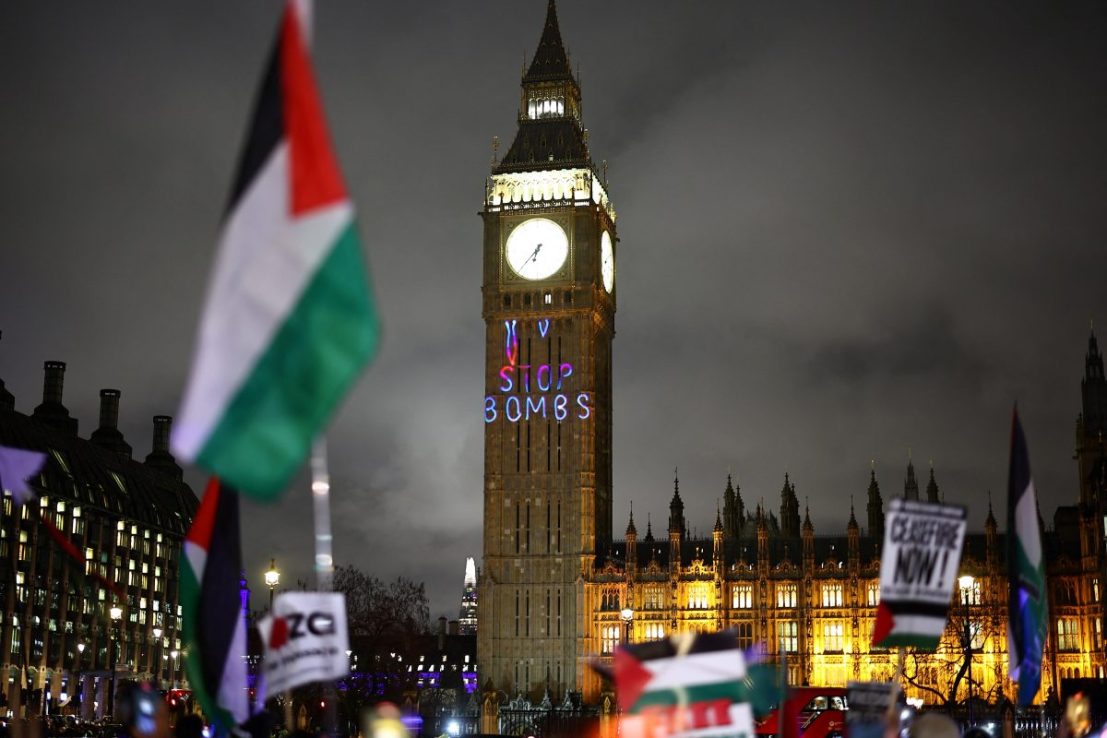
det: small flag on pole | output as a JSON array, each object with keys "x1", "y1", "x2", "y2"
[
  {"x1": 1007, "y1": 406, "x2": 1048, "y2": 706},
  {"x1": 172, "y1": 0, "x2": 380, "y2": 499},
  {"x1": 182, "y1": 479, "x2": 250, "y2": 733}
]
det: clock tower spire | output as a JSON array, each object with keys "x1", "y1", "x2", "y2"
[{"x1": 478, "y1": 0, "x2": 616, "y2": 704}]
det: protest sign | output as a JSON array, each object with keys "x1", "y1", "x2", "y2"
[
  {"x1": 872, "y1": 499, "x2": 967, "y2": 650},
  {"x1": 257, "y1": 592, "x2": 350, "y2": 694},
  {"x1": 847, "y1": 681, "x2": 897, "y2": 738}
]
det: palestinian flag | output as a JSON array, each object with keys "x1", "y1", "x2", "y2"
[
  {"x1": 1006, "y1": 407, "x2": 1047, "y2": 706},
  {"x1": 182, "y1": 479, "x2": 249, "y2": 733},
  {"x1": 603, "y1": 632, "x2": 761, "y2": 738},
  {"x1": 871, "y1": 498, "x2": 967, "y2": 650},
  {"x1": 173, "y1": 0, "x2": 380, "y2": 499}
]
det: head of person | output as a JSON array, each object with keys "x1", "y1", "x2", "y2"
[{"x1": 908, "y1": 713, "x2": 961, "y2": 738}]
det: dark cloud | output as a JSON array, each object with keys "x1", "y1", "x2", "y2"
[{"x1": 1, "y1": 2, "x2": 1106, "y2": 616}]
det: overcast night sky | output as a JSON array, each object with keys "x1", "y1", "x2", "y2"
[{"x1": 2, "y1": 2, "x2": 1106, "y2": 617}]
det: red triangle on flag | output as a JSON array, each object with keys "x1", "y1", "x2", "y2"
[
  {"x1": 279, "y1": 3, "x2": 347, "y2": 216},
  {"x1": 872, "y1": 601, "x2": 895, "y2": 645},
  {"x1": 614, "y1": 646, "x2": 654, "y2": 711}
]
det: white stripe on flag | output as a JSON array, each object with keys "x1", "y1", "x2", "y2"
[
  {"x1": 217, "y1": 605, "x2": 251, "y2": 725},
  {"x1": 1014, "y1": 480, "x2": 1042, "y2": 566},
  {"x1": 173, "y1": 144, "x2": 352, "y2": 459},
  {"x1": 888, "y1": 614, "x2": 947, "y2": 637}
]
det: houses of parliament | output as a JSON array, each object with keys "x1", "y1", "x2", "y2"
[{"x1": 477, "y1": 0, "x2": 1107, "y2": 709}]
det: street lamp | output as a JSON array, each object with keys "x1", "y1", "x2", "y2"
[
  {"x1": 265, "y1": 559, "x2": 281, "y2": 610},
  {"x1": 152, "y1": 626, "x2": 163, "y2": 686},
  {"x1": 109, "y1": 606, "x2": 123, "y2": 720},
  {"x1": 620, "y1": 607, "x2": 634, "y2": 645},
  {"x1": 77, "y1": 643, "x2": 86, "y2": 715},
  {"x1": 958, "y1": 575, "x2": 975, "y2": 728}
]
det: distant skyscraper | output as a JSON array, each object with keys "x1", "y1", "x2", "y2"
[{"x1": 458, "y1": 557, "x2": 478, "y2": 635}]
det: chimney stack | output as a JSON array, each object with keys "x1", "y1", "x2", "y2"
[
  {"x1": 0, "y1": 331, "x2": 14, "y2": 412},
  {"x1": 99, "y1": 389, "x2": 121, "y2": 430},
  {"x1": 91, "y1": 388, "x2": 132, "y2": 461},
  {"x1": 32, "y1": 361, "x2": 78, "y2": 435},
  {"x1": 43, "y1": 361, "x2": 66, "y2": 405},
  {"x1": 145, "y1": 416, "x2": 183, "y2": 480}
]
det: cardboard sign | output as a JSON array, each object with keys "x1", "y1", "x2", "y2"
[
  {"x1": 257, "y1": 592, "x2": 350, "y2": 694},
  {"x1": 847, "y1": 681, "x2": 897, "y2": 738},
  {"x1": 873, "y1": 499, "x2": 967, "y2": 650}
]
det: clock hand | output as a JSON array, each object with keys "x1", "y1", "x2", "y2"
[{"x1": 525, "y1": 243, "x2": 543, "y2": 267}]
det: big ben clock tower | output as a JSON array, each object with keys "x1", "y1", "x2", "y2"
[{"x1": 477, "y1": 0, "x2": 616, "y2": 703}]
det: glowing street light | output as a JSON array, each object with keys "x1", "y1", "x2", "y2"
[
  {"x1": 109, "y1": 606, "x2": 123, "y2": 718},
  {"x1": 620, "y1": 607, "x2": 634, "y2": 644},
  {"x1": 265, "y1": 559, "x2": 281, "y2": 610}
]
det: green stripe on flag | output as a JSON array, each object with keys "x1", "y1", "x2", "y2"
[
  {"x1": 198, "y1": 222, "x2": 379, "y2": 497},
  {"x1": 629, "y1": 680, "x2": 748, "y2": 713},
  {"x1": 878, "y1": 633, "x2": 940, "y2": 650}
]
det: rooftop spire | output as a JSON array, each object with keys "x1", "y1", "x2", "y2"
[
  {"x1": 645, "y1": 513, "x2": 654, "y2": 542},
  {"x1": 926, "y1": 464, "x2": 940, "y2": 503},
  {"x1": 626, "y1": 501, "x2": 637, "y2": 536},
  {"x1": 1087, "y1": 323, "x2": 1105, "y2": 381},
  {"x1": 523, "y1": 0, "x2": 575, "y2": 84},
  {"x1": 904, "y1": 457, "x2": 920, "y2": 500}
]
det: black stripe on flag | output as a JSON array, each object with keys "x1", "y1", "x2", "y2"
[
  {"x1": 881, "y1": 599, "x2": 950, "y2": 619},
  {"x1": 224, "y1": 31, "x2": 284, "y2": 216},
  {"x1": 197, "y1": 482, "x2": 245, "y2": 697}
]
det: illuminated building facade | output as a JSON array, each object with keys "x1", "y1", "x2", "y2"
[
  {"x1": 478, "y1": 0, "x2": 616, "y2": 705},
  {"x1": 584, "y1": 330, "x2": 1107, "y2": 706},
  {"x1": 0, "y1": 355, "x2": 197, "y2": 717}
]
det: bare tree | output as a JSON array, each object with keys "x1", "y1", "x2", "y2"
[{"x1": 333, "y1": 566, "x2": 430, "y2": 703}]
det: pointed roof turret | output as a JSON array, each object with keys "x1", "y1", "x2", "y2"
[
  {"x1": 1088, "y1": 323, "x2": 1105, "y2": 382},
  {"x1": 523, "y1": 1, "x2": 574, "y2": 84},
  {"x1": 802, "y1": 502, "x2": 814, "y2": 533},
  {"x1": 644, "y1": 513, "x2": 654, "y2": 543},
  {"x1": 848, "y1": 497, "x2": 859, "y2": 532},
  {"x1": 904, "y1": 458, "x2": 920, "y2": 500},
  {"x1": 986, "y1": 491, "x2": 998, "y2": 531},
  {"x1": 714, "y1": 503, "x2": 724, "y2": 534},
  {"x1": 867, "y1": 465, "x2": 885, "y2": 540},
  {"x1": 926, "y1": 464, "x2": 940, "y2": 502},
  {"x1": 495, "y1": 1, "x2": 589, "y2": 174},
  {"x1": 669, "y1": 470, "x2": 685, "y2": 535},
  {"x1": 626, "y1": 502, "x2": 637, "y2": 537}
]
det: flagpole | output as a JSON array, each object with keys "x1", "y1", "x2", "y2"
[{"x1": 311, "y1": 437, "x2": 338, "y2": 735}]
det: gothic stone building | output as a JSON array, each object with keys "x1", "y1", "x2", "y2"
[
  {"x1": 476, "y1": 0, "x2": 1107, "y2": 709},
  {"x1": 1, "y1": 353, "x2": 197, "y2": 717}
]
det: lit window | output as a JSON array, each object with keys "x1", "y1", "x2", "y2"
[
  {"x1": 866, "y1": 583, "x2": 880, "y2": 607},
  {"x1": 643, "y1": 623, "x2": 665, "y2": 641},
  {"x1": 688, "y1": 584, "x2": 710, "y2": 609},
  {"x1": 644, "y1": 588, "x2": 664, "y2": 610},
  {"x1": 778, "y1": 621, "x2": 798, "y2": 653},
  {"x1": 821, "y1": 583, "x2": 843, "y2": 608},
  {"x1": 1058, "y1": 619, "x2": 1080, "y2": 652},
  {"x1": 777, "y1": 584, "x2": 797, "y2": 608},
  {"x1": 733, "y1": 585, "x2": 753, "y2": 609},
  {"x1": 601, "y1": 625, "x2": 621, "y2": 654},
  {"x1": 823, "y1": 623, "x2": 844, "y2": 653},
  {"x1": 544, "y1": 293, "x2": 552, "y2": 305}
]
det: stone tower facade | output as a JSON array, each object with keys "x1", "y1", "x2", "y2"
[{"x1": 477, "y1": 0, "x2": 616, "y2": 702}]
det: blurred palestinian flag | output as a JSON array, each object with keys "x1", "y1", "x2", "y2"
[{"x1": 594, "y1": 631, "x2": 781, "y2": 738}]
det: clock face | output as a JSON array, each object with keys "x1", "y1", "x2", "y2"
[
  {"x1": 506, "y1": 218, "x2": 569, "y2": 280},
  {"x1": 600, "y1": 231, "x2": 615, "y2": 292}
]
